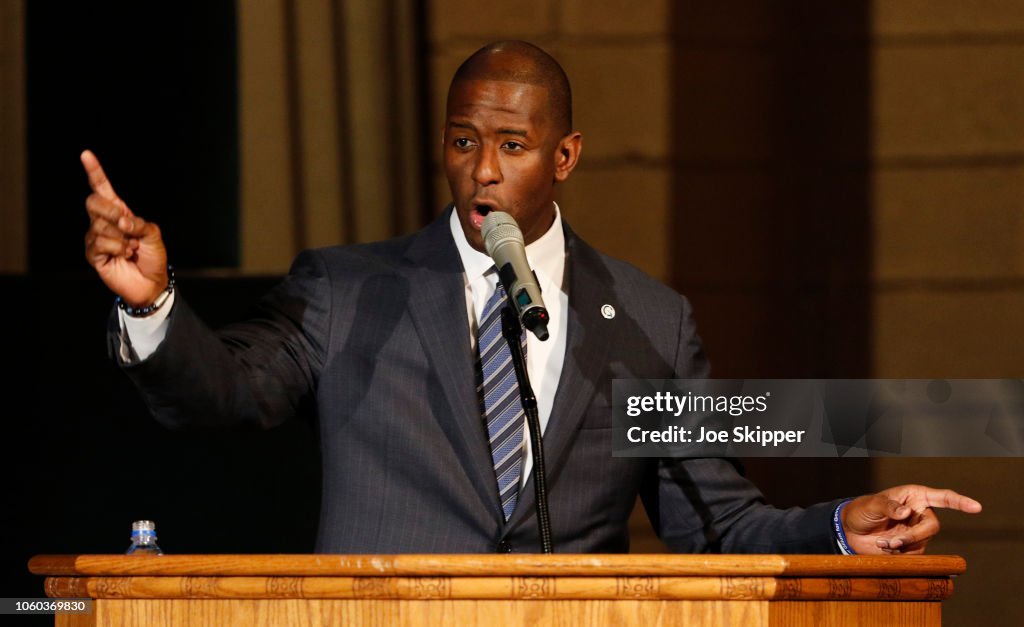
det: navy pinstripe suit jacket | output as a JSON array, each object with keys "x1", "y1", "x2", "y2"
[{"x1": 114, "y1": 210, "x2": 839, "y2": 554}]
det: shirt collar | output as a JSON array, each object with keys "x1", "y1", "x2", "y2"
[{"x1": 449, "y1": 203, "x2": 566, "y2": 291}]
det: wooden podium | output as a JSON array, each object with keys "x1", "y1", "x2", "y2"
[{"x1": 30, "y1": 554, "x2": 964, "y2": 626}]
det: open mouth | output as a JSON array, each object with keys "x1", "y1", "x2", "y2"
[{"x1": 470, "y1": 203, "x2": 495, "y2": 230}]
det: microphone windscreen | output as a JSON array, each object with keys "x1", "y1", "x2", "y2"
[{"x1": 482, "y1": 211, "x2": 524, "y2": 258}]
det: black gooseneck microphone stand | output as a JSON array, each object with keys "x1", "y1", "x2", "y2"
[{"x1": 500, "y1": 306, "x2": 553, "y2": 554}]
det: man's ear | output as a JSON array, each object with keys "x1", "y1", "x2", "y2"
[{"x1": 554, "y1": 132, "x2": 582, "y2": 182}]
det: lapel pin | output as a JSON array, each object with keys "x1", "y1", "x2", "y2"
[{"x1": 601, "y1": 304, "x2": 615, "y2": 319}]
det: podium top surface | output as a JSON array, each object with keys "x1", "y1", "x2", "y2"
[{"x1": 29, "y1": 554, "x2": 967, "y2": 578}]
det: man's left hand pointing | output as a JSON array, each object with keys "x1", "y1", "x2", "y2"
[{"x1": 841, "y1": 485, "x2": 982, "y2": 554}]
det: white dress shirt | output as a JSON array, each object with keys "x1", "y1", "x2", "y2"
[{"x1": 448, "y1": 205, "x2": 569, "y2": 489}]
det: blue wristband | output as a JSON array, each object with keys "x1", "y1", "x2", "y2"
[{"x1": 833, "y1": 498, "x2": 857, "y2": 555}]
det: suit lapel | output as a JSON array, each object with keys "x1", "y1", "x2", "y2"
[
  {"x1": 403, "y1": 212, "x2": 503, "y2": 518},
  {"x1": 509, "y1": 226, "x2": 614, "y2": 528}
]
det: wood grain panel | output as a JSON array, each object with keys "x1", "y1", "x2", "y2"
[
  {"x1": 29, "y1": 553, "x2": 966, "y2": 578},
  {"x1": 42, "y1": 575, "x2": 954, "y2": 601},
  {"x1": 60, "y1": 599, "x2": 772, "y2": 627},
  {"x1": 769, "y1": 600, "x2": 941, "y2": 626},
  {"x1": 38, "y1": 554, "x2": 957, "y2": 626},
  {"x1": 57, "y1": 598, "x2": 949, "y2": 627}
]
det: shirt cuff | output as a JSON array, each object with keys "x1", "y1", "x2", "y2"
[{"x1": 118, "y1": 290, "x2": 175, "y2": 363}]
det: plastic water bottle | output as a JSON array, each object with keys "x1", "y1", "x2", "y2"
[{"x1": 125, "y1": 520, "x2": 163, "y2": 555}]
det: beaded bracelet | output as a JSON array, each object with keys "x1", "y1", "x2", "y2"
[{"x1": 116, "y1": 265, "x2": 176, "y2": 318}]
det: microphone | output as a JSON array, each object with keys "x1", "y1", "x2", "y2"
[{"x1": 481, "y1": 211, "x2": 550, "y2": 341}]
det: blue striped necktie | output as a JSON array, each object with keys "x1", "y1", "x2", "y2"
[{"x1": 476, "y1": 280, "x2": 527, "y2": 521}]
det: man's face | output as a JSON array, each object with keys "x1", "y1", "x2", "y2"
[{"x1": 444, "y1": 79, "x2": 567, "y2": 252}]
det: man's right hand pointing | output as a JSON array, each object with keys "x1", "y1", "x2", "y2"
[{"x1": 82, "y1": 150, "x2": 169, "y2": 307}]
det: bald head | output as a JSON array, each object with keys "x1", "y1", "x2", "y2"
[{"x1": 449, "y1": 41, "x2": 572, "y2": 135}]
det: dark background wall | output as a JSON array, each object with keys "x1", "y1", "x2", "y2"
[
  {"x1": 0, "y1": 277, "x2": 320, "y2": 590},
  {"x1": 2, "y1": 0, "x2": 314, "y2": 610},
  {"x1": 0, "y1": 279, "x2": 320, "y2": 627},
  {"x1": 670, "y1": 1, "x2": 874, "y2": 522},
  {"x1": 26, "y1": 1, "x2": 239, "y2": 272}
]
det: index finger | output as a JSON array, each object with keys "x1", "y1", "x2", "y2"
[
  {"x1": 81, "y1": 150, "x2": 118, "y2": 200},
  {"x1": 920, "y1": 488, "x2": 982, "y2": 514}
]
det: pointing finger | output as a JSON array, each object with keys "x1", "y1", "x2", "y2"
[
  {"x1": 920, "y1": 488, "x2": 982, "y2": 514},
  {"x1": 81, "y1": 150, "x2": 119, "y2": 200}
]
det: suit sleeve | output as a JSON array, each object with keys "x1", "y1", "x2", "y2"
[
  {"x1": 109, "y1": 249, "x2": 331, "y2": 430},
  {"x1": 641, "y1": 294, "x2": 842, "y2": 553}
]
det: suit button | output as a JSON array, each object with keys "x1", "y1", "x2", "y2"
[{"x1": 497, "y1": 540, "x2": 513, "y2": 553}]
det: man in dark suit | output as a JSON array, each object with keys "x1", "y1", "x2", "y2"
[{"x1": 82, "y1": 41, "x2": 980, "y2": 554}]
